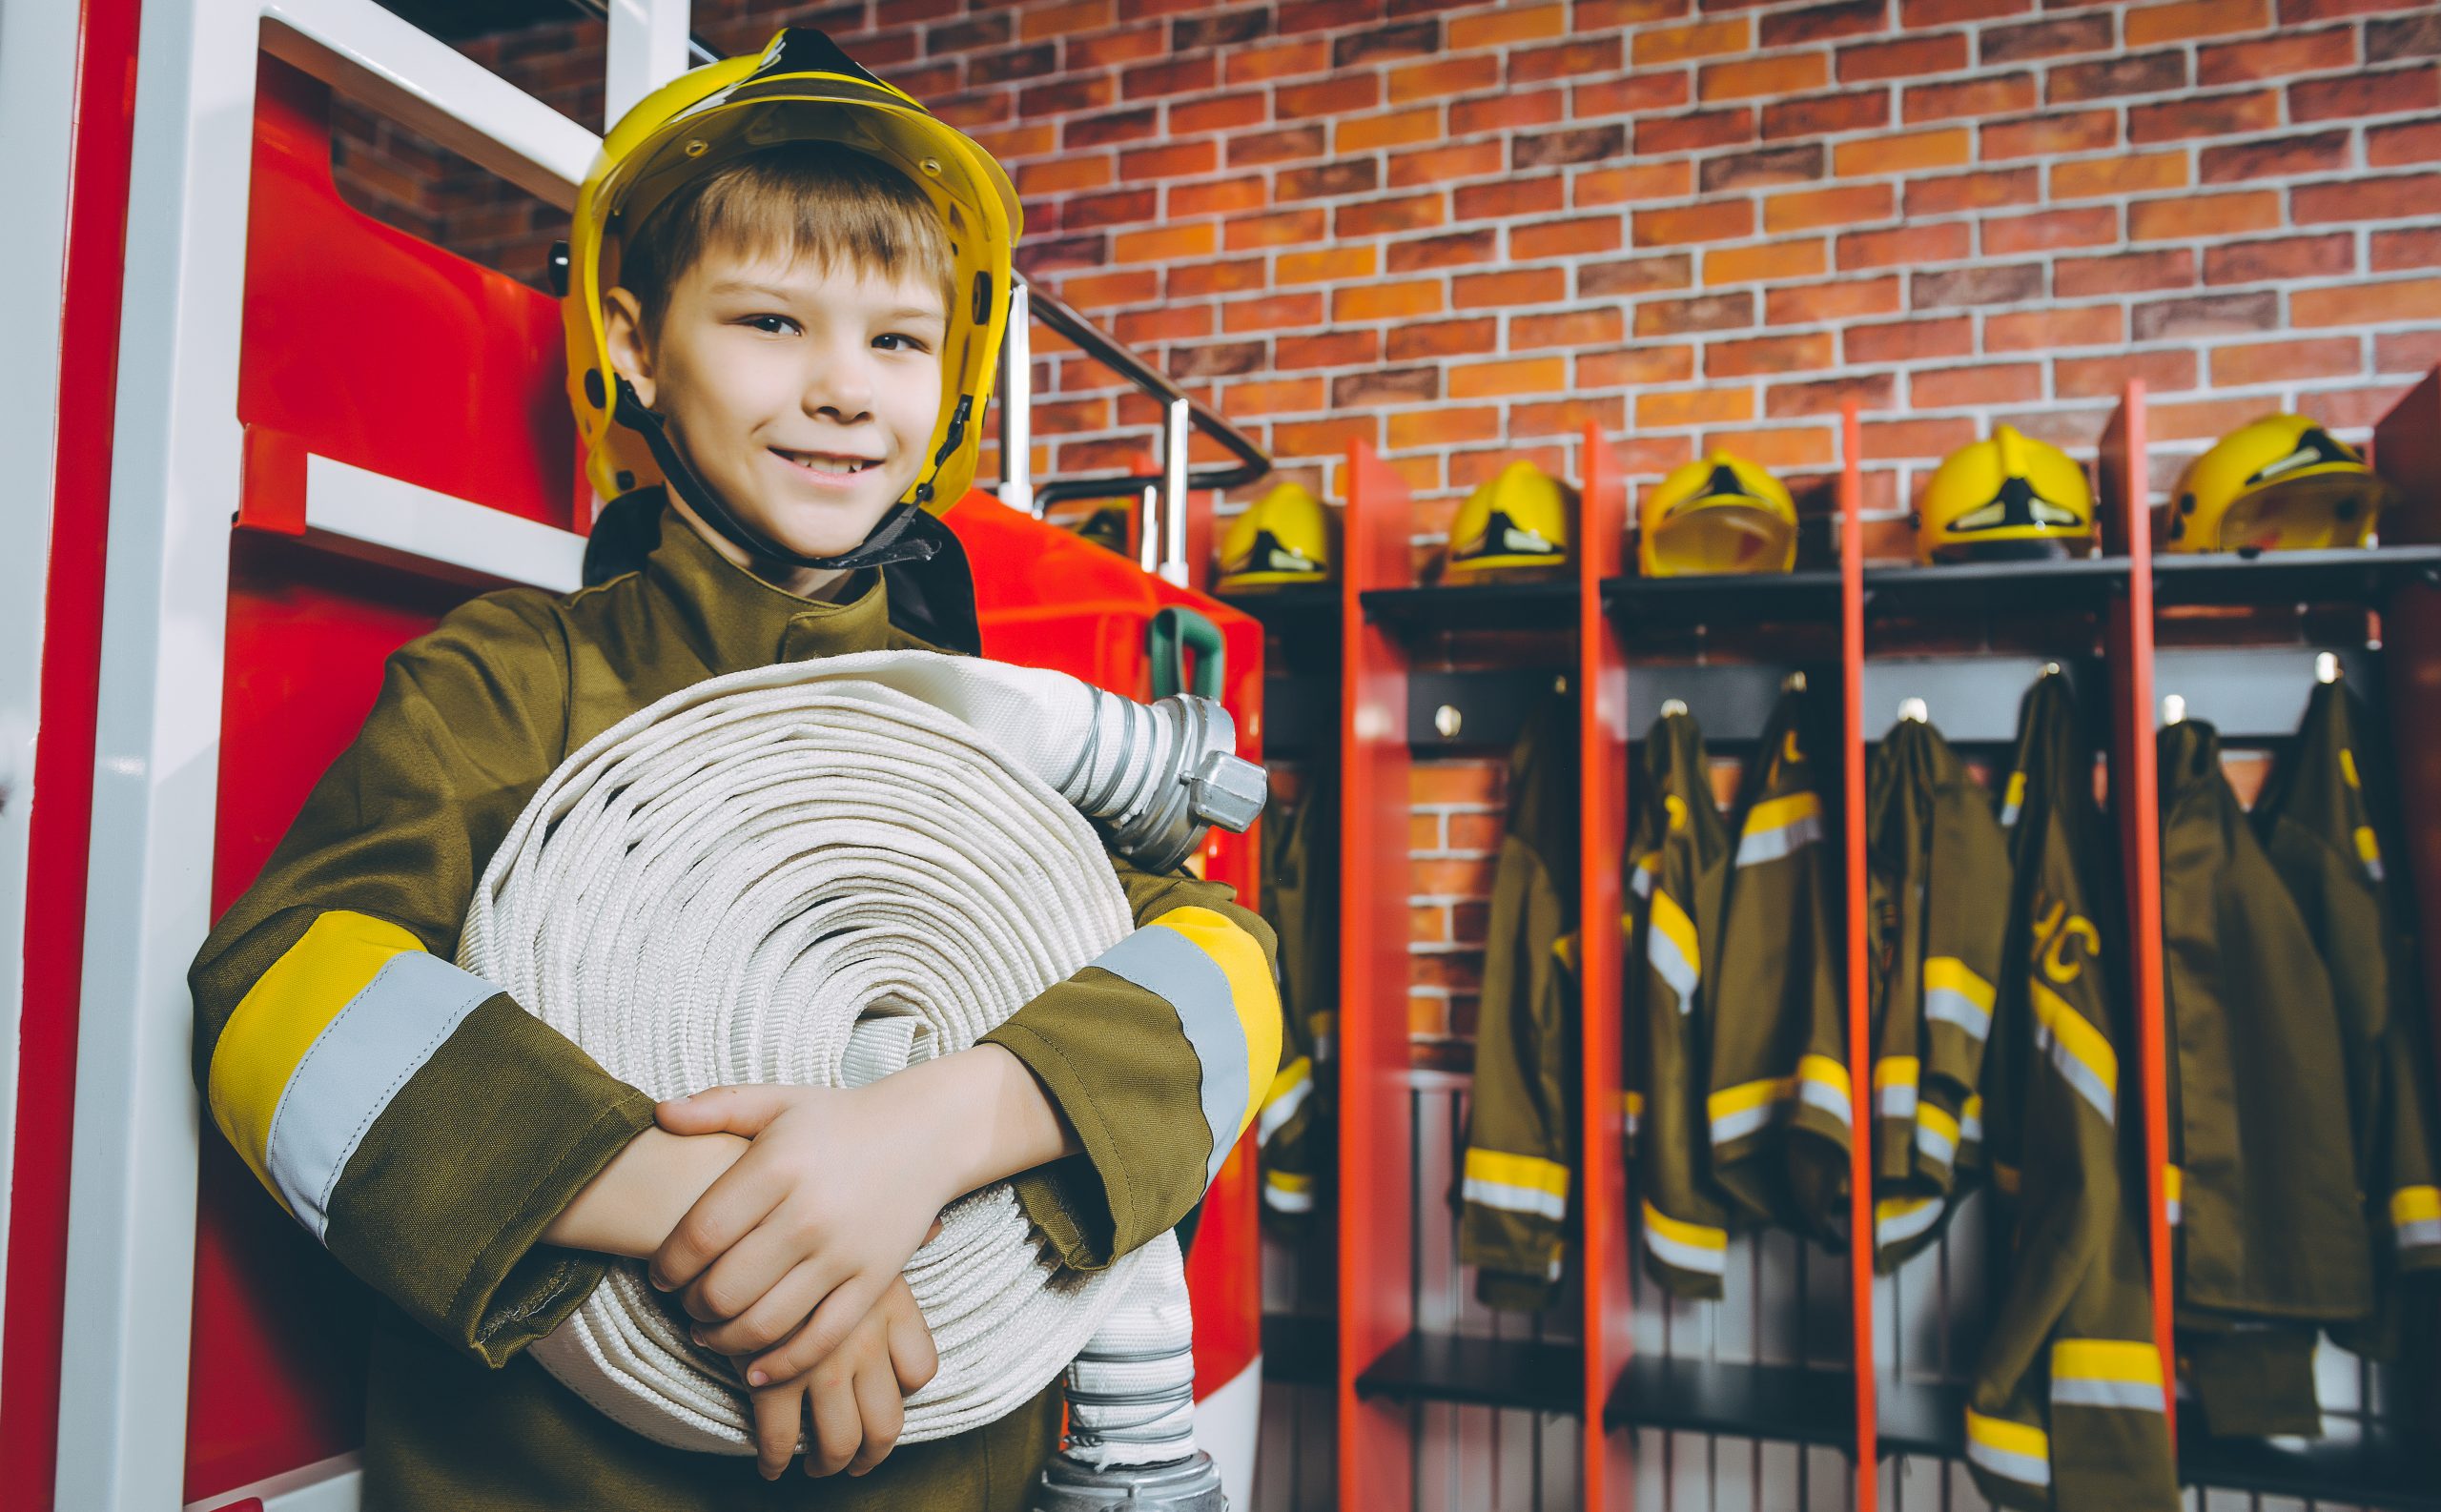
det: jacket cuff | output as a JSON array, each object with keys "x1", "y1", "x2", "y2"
[{"x1": 323, "y1": 996, "x2": 656, "y2": 1365}]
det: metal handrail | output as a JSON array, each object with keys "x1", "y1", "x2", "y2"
[{"x1": 1000, "y1": 275, "x2": 1272, "y2": 583}]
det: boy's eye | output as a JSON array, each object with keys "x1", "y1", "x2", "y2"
[
  {"x1": 738, "y1": 314, "x2": 800, "y2": 336},
  {"x1": 873, "y1": 332, "x2": 933, "y2": 354}
]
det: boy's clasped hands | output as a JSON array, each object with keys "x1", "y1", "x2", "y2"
[{"x1": 584, "y1": 1042, "x2": 1081, "y2": 1481}]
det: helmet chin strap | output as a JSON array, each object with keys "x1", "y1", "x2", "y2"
[{"x1": 612, "y1": 374, "x2": 940, "y2": 573}]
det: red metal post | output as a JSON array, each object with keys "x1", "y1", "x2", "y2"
[
  {"x1": 1837, "y1": 401, "x2": 1878, "y2": 1511},
  {"x1": 1578, "y1": 424, "x2": 1635, "y2": 1508},
  {"x1": 1338, "y1": 440, "x2": 1417, "y2": 1511},
  {"x1": 2100, "y1": 382, "x2": 2176, "y2": 1448}
]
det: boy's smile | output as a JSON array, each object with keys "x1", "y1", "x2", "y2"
[{"x1": 605, "y1": 247, "x2": 948, "y2": 595}]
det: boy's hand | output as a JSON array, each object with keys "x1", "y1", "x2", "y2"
[
  {"x1": 652, "y1": 1079, "x2": 953, "y2": 1380},
  {"x1": 653, "y1": 1046, "x2": 1079, "y2": 1383},
  {"x1": 745, "y1": 1275, "x2": 937, "y2": 1481}
]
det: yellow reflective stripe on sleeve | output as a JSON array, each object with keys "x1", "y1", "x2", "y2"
[
  {"x1": 1258, "y1": 1055, "x2": 1312, "y2": 1147},
  {"x1": 1646, "y1": 888, "x2": 1700, "y2": 1010},
  {"x1": 2000, "y1": 770, "x2": 2027, "y2": 827},
  {"x1": 206, "y1": 911, "x2": 426, "y2": 1210},
  {"x1": 2341, "y1": 747, "x2": 2361, "y2": 788},
  {"x1": 1309, "y1": 1010, "x2": 1336, "y2": 1064},
  {"x1": 1959, "y1": 1094, "x2": 1984, "y2": 1147},
  {"x1": 1263, "y1": 1168, "x2": 1315, "y2": 1214},
  {"x1": 2029, "y1": 979, "x2": 2117, "y2": 1124},
  {"x1": 1096, "y1": 906, "x2": 1283, "y2": 1185},
  {"x1": 1735, "y1": 791, "x2": 1823, "y2": 867},
  {"x1": 1964, "y1": 1409, "x2": 2051, "y2": 1488},
  {"x1": 2050, "y1": 1339, "x2": 2166, "y2": 1413},
  {"x1": 1795, "y1": 1052, "x2": 1853, "y2": 1128},
  {"x1": 2164, "y1": 1164, "x2": 2184, "y2": 1227},
  {"x1": 1641, "y1": 1199, "x2": 1729, "y2": 1277},
  {"x1": 1551, "y1": 930, "x2": 1580, "y2": 974},
  {"x1": 1874, "y1": 1055, "x2": 1919, "y2": 1119},
  {"x1": 1462, "y1": 1148, "x2": 1569, "y2": 1221},
  {"x1": 1875, "y1": 1194, "x2": 1943, "y2": 1253},
  {"x1": 1709, "y1": 1075, "x2": 1793, "y2": 1145},
  {"x1": 1915, "y1": 1101, "x2": 1961, "y2": 1167},
  {"x1": 1621, "y1": 1089, "x2": 1644, "y2": 1137},
  {"x1": 2392, "y1": 1184, "x2": 2441, "y2": 1251},
  {"x1": 1923, "y1": 956, "x2": 1996, "y2": 1043},
  {"x1": 1631, "y1": 851, "x2": 1660, "y2": 898},
  {"x1": 2354, "y1": 825, "x2": 2386, "y2": 881}
]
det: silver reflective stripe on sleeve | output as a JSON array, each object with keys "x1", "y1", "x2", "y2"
[
  {"x1": 262, "y1": 952, "x2": 499, "y2": 1240},
  {"x1": 1092, "y1": 925, "x2": 1250, "y2": 1185}
]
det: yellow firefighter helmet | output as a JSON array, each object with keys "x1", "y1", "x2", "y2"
[
  {"x1": 1218, "y1": 481, "x2": 1335, "y2": 590},
  {"x1": 1445, "y1": 460, "x2": 1571, "y2": 578},
  {"x1": 1916, "y1": 424, "x2": 2095, "y2": 564},
  {"x1": 558, "y1": 29, "x2": 1019, "y2": 567},
  {"x1": 1638, "y1": 451, "x2": 1799, "y2": 577},
  {"x1": 2165, "y1": 413, "x2": 2388, "y2": 554}
]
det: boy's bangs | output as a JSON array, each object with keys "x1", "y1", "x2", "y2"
[{"x1": 626, "y1": 144, "x2": 955, "y2": 332}]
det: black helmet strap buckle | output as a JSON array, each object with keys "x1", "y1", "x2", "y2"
[{"x1": 610, "y1": 374, "x2": 939, "y2": 573}]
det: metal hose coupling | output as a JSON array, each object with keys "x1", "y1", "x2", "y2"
[
  {"x1": 1031, "y1": 1453, "x2": 1229, "y2": 1512},
  {"x1": 1057, "y1": 690, "x2": 1267, "y2": 873}
]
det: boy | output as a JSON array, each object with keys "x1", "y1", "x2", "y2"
[{"x1": 188, "y1": 31, "x2": 1279, "y2": 1510}]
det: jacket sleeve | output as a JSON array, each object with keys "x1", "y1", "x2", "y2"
[
  {"x1": 1457, "y1": 835, "x2": 1573, "y2": 1312},
  {"x1": 983, "y1": 852, "x2": 1282, "y2": 1271},
  {"x1": 189, "y1": 595, "x2": 657, "y2": 1368}
]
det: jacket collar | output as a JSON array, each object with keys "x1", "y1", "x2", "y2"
[{"x1": 643, "y1": 498, "x2": 894, "y2": 671}]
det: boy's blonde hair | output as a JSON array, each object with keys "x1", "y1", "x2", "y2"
[{"x1": 615, "y1": 141, "x2": 956, "y2": 340}]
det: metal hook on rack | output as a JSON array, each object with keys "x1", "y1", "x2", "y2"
[
  {"x1": 2162, "y1": 693, "x2": 2187, "y2": 725},
  {"x1": 2040, "y1": 661, "x2": 2063, "y2": 680},
  {"x1": 2315, "y1": 651, "x2": 2341, "y2": 684},
  {"x1": 1782, "y1": 669, "x2": 1809, "y2": 694},
  {"x1": 1659, "y1": 698, "x2": 1689, "y2": 718},
  {"x1": 1897, "y1": 697, "x2": 1929, "y2": 724}
]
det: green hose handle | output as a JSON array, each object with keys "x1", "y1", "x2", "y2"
[{"x1": 1148, "y1": 606, "x2": 1226, "y2": 700}]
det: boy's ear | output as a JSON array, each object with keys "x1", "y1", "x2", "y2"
[{"x1": 603, "y1": 287, "x2": 655, "y2": 409}]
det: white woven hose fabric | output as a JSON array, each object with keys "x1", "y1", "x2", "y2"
[{"x1": 458, "y1": 653, "x2": 1176, "y2": 1456}]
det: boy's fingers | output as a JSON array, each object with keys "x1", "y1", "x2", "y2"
[
  {"x1": 655, "y1": 1083, "x2": 793, "y2": 1137},
  {"x1": 648, "y1": 1155, "x2": 788, "y2": 1293},
  {"x1": 749, "y1": 1379, "x2": 803, "y2": 1481},
  {"x1": 845, "y1": 1356, "x2": 905, "y2": 1477},
  {"x1": 750, "y1": 1273, "x2": 885, "y2": 1386},
  {"x1": 692, "y1": 1258, "x2": 833, "y2": 1362},
  {"x1": 680, "y1": 1211, "x2": 812, "y2": 1325},
  {"x1": 805, "y1": 1359, "x2": 863, "y2": 1478},
  {"x1": 883, "y1": 1287, "x2": 938, "y2": 1396}
]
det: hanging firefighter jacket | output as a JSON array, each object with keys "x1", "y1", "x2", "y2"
[
  {"x1": 2251, "y1": 681, "x2": 2441, "y2": 1363},
  {"x1": 1458, "y1": 692, "x2": 1580, "y2": 1311},
  {"x1": 1964, "y1": 673, "x2": 2177, "y2": 1512},
  {"x1": 1864, "y1": 716, "x2": 2010, "y2": 1273},
  {"x1": 2160, "y1": 714, "x2": 2380, "y2": 1437},
  {"x1": 1707, "y1": 684, "x2": 1851, "y2": 1246},
  {"x1": 1626, "y1": 708, "x2": 1738, "y2": 1297},
  {"x1": 1257, "y1": 768, "x2": 1339, "y2": 1234}
]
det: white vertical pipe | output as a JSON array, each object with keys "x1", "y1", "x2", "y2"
[
  {"x1": 604, "y1": 0, "x2": 690, "y2": 126},
  {"x1": 999, "y1": 279, "x2": 1036, "y2": 517},
  {"x1": 1159, "y1": 397, "x2": 1191, "y2": 587}
]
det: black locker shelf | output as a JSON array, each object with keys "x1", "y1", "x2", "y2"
[
  {"x1": 1353, "y1": 1330, "x2": 1584, "y2": 1415},
  {"x1": 1604, "y1": 1358, "x2": 1856, "y2": 1449},
  {"x1": 1863, "y1": 555, "x2": 2131, "y2": 617},
  {"x1": 1361, "y1": 579, "x2": 1578, "y2": 634},
  {"x1": 1216, "y1": 583, "x2": 1339, "y2": 643},
  {"x1": 1604, "y1": 568, "x2": 1844, "y2": 631},
  {"x1": 2151, "y1": 541, "x2": 2441, "y2": 607}
]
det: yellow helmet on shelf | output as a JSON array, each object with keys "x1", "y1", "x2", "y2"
[
  {"x1": 1445, "y1": 460, "x2": 1571, "y2": 579},
  {"x1": 1074, "y1": 498, "x2": 1134, "y2": 558},
  {"x1": 1638, "y1": 451, "x2": 1798, "y2": 577},
  {"x1": 1218, "y1": 481, "x2": 1335, "y2": 590},
  {"x1": 2165, "y1": 413, "x2": 2388, "y2": 554},
  {"x1": 1915, "y1": 424, "x2": 2095, "y2": 564},
  {"x1": 559, "y1": 29, "x2": 1019, "y2": 565}
]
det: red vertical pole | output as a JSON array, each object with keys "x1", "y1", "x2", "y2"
[
  {"x1": 1838, "y1": 401, "x2": 1878, "y2": 1510},
  {"x1": 1338, "y1": 441, "x2": 1416, "y2": 1511},
  {"x1": 2100, "y1": 382, "x2": 2176, "y2": 1447},
  {"x1": 1579, "y1": 425, "x2": 1635, "y2": 1509},
  {"x1": 2372, "y1": 366, "x2": 2441, "y2": 1438}
]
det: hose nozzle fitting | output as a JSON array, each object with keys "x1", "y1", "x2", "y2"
[{"x1": 1061, "y1": 692, "x2": 1267, "y2": 873}]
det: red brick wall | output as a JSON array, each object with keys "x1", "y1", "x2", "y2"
[{"x1": 329, "y1": 0, "x2": 2441, "y2": 1053}]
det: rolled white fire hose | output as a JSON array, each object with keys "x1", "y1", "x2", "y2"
[{"x1": 456, "y1": 650, "x2": 1262, "y2": 1462}]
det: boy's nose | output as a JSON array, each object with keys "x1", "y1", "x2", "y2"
[{"x1": 800, "y1": 352, "x2": 876, "y2": 421}]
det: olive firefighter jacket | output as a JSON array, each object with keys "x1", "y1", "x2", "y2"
[
  {"x1": 1626, "y1": 708, "x2": 1739, "y2": 1297},
  {"x1": 187, "y1": 497, "x2": 1282, "y2": 1512},
  {"x1": 1865, "y1": 717, "x2": 2009, "y2": 1273},
  {"x1": 1964, "y1": 675, "x2": 2177, "y2": 1512},
  {"x1": 1707, "y1": 686, "x2": 1851, "y2": 1246},
  {"x1": 1256, "y1": 767, "x2": 1338, "y2": 1234},
  {"x1": 2251, "y1": 682, "x2": 2441, "y2": 1363},
  {"x1": 2160, "y1": 713, "x2": 2380, "y2": 1437},
  {"x1": 1457, "y1": 692, "x2": 1580, "y2": 1311}
]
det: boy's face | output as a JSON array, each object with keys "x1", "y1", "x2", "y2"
[{"x1": 605, "y1": 243, "x2": 947, "y2": 564}]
